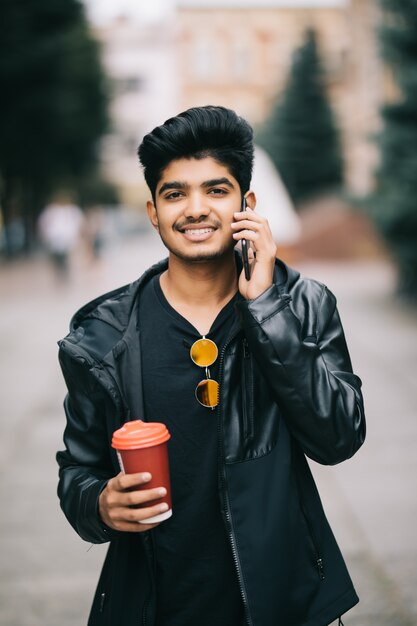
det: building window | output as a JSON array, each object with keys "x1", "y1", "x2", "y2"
[
  {"x1": 192, "y1": 38, "x2": 214, "y2": 80},
  {"x1": 232, "y1": 40, "x2": 250, "y2": 82}
]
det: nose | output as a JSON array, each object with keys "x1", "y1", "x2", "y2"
[{"x1": 183, "y1": 193, "x2": 209, "y2": 219}]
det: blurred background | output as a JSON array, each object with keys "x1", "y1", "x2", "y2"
[{"x1": 0, "y1": 0, "x2": 416, "y2": 625}]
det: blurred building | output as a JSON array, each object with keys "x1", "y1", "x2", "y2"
[
  {"x1": 92, "y1": 16, "x2": 180, "y2": 206},
  {"x1": 90, "y1": 0, "x2": 387, "y2": 204},
  {"x1": 176, "y1": 0, "x2": 385, "y2": 194},
  {"x1": 344, "y1": 0, "x2": 385, "y2": 193}
]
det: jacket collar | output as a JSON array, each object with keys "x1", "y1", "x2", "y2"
[{"x1": 69, "y1": 257, "x2": 169, "y2": 334}]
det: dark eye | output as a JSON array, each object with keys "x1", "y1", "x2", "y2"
[
  {"x1": 208, "y1": 188, "x2": 227, "y2": 195},
  {"x1": 165, "y1": 191, "x2": 183, "y2": 200}
]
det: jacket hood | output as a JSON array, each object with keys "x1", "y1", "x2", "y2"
[{"x1": 69, "y1": 257, "x2": 169, "y2": 334}]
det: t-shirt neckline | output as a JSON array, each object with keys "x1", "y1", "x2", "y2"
[{"x1": 152, "y1": 274, "x2": 239, "y2": 338}]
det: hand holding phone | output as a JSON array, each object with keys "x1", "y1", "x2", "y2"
[
  {"x1": 241, "y1": 197, "x2": 251, "y2": 280},
  {"x1": 233, "y1": 197, "x2": 277, "y2": 300}
]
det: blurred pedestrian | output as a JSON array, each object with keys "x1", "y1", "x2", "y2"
[
  {"x1": 57, "y1": 106, "x2": 366, "y2": 626},
  {"x1": 38, "y1": 195, "x2": 84, "y2": 279},
  {"x1": 85, "y1": 205, "x2": 106, "y2": 263}
]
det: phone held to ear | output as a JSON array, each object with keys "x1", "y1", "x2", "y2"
[{"x1": 241, "y1": 197, "x2": 251, "y2": 280}]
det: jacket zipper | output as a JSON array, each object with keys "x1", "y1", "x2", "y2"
[
  {"x1": 142, "y1": 531, "x2": 157, "y2": 626},
  {"x1": 242, "y1": 338, "x2": 254, "y2": 440},
  {"x1": 99, "y1": 592, "x2": 106, "y2": 613},
  {"x1": 299, "y1": 497, "x2": 325, "y2": 581},
  {"x1": 217, "y1": 331, "x2": 253, "y2": 626}
]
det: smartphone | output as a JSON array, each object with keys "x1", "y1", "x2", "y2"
[{"x1": 241, "y1": 197, "x2": 251, "y2": 280}]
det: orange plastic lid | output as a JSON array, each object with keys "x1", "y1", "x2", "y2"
[{"x1": 112, "y1": 420, "x2": 171, "y2": 450}]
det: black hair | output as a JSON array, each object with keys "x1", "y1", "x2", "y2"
[{"x1": 138, "y1": 105, "x2": 254, "y2": 202}]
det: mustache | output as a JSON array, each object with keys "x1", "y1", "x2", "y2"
[{"x1": 174, "y1": 218, "x2": 222, "y2": 231}]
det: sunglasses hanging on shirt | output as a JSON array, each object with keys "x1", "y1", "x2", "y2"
[{"x1": 190, "y1": 337, "x2": 219, "y2": 409}]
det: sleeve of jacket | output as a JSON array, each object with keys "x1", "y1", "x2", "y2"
[
  {"x1": 236, "y1": 282, "x2": 366, "y2": 465},
  {"x1": 56, "y1": 348, "x2": 118, "y2": 544}
]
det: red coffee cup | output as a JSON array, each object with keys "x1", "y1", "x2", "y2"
[{"x1": 112, "y1": 420, "x2": 172, "y2": 524}]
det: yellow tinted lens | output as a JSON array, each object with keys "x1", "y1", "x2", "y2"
[
  {"x1": 190, "y1": 338, "x2": 218, "y2": 367},
  {"x1": 195, "y1": 379, "x2": 219, "y2": 408}
]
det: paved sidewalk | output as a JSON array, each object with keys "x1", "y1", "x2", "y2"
[
  {"x1": 299, "y1": 260, "x2": 417, "y2": 626},
  {"x1": 0, "y1": 233, "x2": 416, "y2": 625}
]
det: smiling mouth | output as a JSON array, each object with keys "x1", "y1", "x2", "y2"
[
  {"x1": 183, "y1": 227, "x2": 215, "y2": 235},
  {"x1": 178, "y1": 225, "x2": 217, "y2": 242}
]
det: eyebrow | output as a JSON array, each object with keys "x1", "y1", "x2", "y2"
[
  {"x1": 158, "y1": 181, "x2": 189, "y2": 196},
  {"x1": 158, "y1": 177, "x2": 235, "y2": 196}
]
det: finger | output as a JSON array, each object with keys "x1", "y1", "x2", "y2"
[
  {"x1": 232, "y1": 213, "x2": 270, "y2": 229},
  {"x1": 136, "y1": 501, "x2": 170, "y2": 523},
  {"x1": 110, "y1": 519, "x2": 161, "y2": 533},
  {"x1": 114, "y1": 472, "x2": 152, "y2": 491},
  {"x1": 233, "y1": 210, "x2": 265, "y2": 222},
  {"x1": 231, "y1": 219, "x2": 265, "y2": 232},
  {"x1": 117, "y1": 501, "x2": 170, "y2": 524},
  {"x1": 122, "y1": 486, "x2": 167, "y2": 507},
  {"x1": 232, "y1": 229, "x2": 259, "y2": 242}
]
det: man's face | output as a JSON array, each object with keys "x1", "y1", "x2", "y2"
[{"x1": 147, "y1": 156, "x2": 246, "y2": 264}]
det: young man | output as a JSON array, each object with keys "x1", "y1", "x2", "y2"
[{"x1": 57, "y1": 106, "x2": 366, "y2": 626}]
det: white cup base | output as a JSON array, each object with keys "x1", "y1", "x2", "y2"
[{"x1": 138, "y1": 508, "x2": 172, "y2": 524}]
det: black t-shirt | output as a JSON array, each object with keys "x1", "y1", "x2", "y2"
[{"x1": 139, "y1": 275, "x2": 244, "y2": 626}]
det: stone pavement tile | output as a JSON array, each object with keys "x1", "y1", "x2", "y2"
[
  {"x1": 347, "y1": 617, "x2": 413, "y2": 626},
  {"x1": 344, "y1": 552, "x2": 416, "y2": 626},
  {"x1": 381, "y1": 554, "x2": 417, "y2": 620},
  {"x1": 0, "y1": 575, "x2": 96, "y2": 626}
]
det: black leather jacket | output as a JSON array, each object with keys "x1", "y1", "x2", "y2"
[{"x1": 57, "y1": 257, "x2": 366, "y2": 626}]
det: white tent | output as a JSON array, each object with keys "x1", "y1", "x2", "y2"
[{"x1": 251, "y1": 145, "x2": 301, "y2": 246}]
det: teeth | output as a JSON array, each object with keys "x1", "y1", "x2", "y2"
[{"x1": 184, "y1": 228, "x2": 214, "y2": 234}]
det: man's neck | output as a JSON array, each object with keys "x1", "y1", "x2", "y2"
[{"x1": 159, "y1": 252, "x2": 238, "y2": 335}]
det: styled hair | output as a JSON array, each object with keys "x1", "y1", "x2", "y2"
[{"x1": 138, "y1": 105, "x2": 254, "y2": 202}]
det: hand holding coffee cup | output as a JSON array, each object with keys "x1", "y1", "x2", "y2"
[
  {"x1": 99, "y1": 420, "x2": 172, "y2": 532},
  {"x1": 98, "y1": 471, "x2": 170, "y2": 532}
]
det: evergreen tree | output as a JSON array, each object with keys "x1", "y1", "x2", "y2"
[
  {"x1": 257, "y1": 28, "x2": 343, "y2": 204},
  {"x1": 0, "y1": 0, "x2": 109, "y2": 255},
  {"x1": 368, "y1": 0, "x2": 417, "y2": 296}
]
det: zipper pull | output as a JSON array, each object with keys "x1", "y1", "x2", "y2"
[
  {"x1": 317, "y1": 557, "x2": 325, "y2": 580},
  {"x1": 99, "y1": 592, "x2": 106, "y2": 612}
]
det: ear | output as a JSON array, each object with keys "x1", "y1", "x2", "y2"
[
  {"x1": 147, "y1": 200, "x2": 159, "y2": 231},
  {"x1": 244, "y1": 190, "x2": 256, "y2": 210}
]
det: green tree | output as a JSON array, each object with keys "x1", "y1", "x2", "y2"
[
  {"x1": 367, "y1": 0, "x2": 417, "y2": 296},
  {"x1": 257, "y1": 28, "x2": 343, "y2": 204},
  {"x1": 0, "y1": 0, "x2": 109, "y2": 255}
]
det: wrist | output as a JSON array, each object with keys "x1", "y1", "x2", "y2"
[{"x1": 244, "y1": 282, "x2": 273, "y2": 301}]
